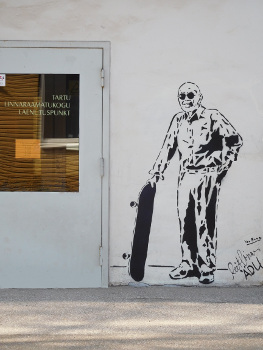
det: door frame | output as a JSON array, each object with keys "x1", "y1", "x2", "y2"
[{"x1": 0, "y1": 40, "x2": 110, "y2": 287}]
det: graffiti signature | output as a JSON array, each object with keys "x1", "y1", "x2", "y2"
[
  {"x1": 245, "y1": 236, "x2": 262, "y2": 245},
  {"x1": 228, "y1": 249, "x2": 263, "y2": 280}
]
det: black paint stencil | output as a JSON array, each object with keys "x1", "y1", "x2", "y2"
[
  {"x1": 129, "y1": 82, "x2": 243, "y2": 285},
  {"x1": 129, "y1": 182, "x2": 156, "y2": 282}
]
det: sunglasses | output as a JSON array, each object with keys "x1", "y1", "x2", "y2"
[{"x1": 178, "y1": 92, "x2": 196, "y2": 100}]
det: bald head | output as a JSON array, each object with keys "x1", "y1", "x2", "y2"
[{"x1": 178, "y1": 82, "x2": 203, "y2": 113}]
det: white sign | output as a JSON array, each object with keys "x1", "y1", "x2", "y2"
[{"x1": 0, "y1": 74, "x2": 6, "y2": 86}]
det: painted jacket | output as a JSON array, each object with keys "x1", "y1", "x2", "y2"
[{"x1": 149, "y1": 106, "x2": 243, "y2": 177}]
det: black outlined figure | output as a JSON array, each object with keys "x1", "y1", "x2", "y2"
[
  {"x1": 129, "y1": 182, "x2": 156, "y2": 281},
  {"x1": 148, "y1": 82, "x2": 243, "y2": 284}
]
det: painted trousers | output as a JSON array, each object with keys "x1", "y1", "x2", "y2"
[{"x1": 177, "y1": 169, "x2": 221, "y2": 271}]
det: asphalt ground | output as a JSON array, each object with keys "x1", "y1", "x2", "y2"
[{"x1": 0, "y1": 286, "x2": 262, "y2": 349}]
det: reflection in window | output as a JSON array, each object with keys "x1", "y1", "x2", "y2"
[
  {"x1": 42, "y1": 74, "x2": 79, "y2": 140},
  {"x1": 0, "y1": 74, "x2": 79, "y2": 192}
]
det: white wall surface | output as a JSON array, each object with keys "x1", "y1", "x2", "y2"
[{"x1": 0, "y1": 0, "x2": 262, "y2": 286}]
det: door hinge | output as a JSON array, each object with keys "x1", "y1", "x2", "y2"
[
  {"x1": 101, "y1": 68, "x2": 105, "y2": 88},
  {"x1": 100, "y1": 157, "x2": 104, "y2": 177},
  {"x1": 99, "y1": 246, "x2": 103, "y2": 266}
]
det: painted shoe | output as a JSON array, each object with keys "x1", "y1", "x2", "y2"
[
  {"x1": 199, "y1": 270, "x2": 214, "y2": 284},
  {"x1": 169, "y1": 261, "x2": 198, "y2": 280}
]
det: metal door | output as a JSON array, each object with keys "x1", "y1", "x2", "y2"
[{"x1": 0, "y1": 42, "x2": 108, "y2": 287}]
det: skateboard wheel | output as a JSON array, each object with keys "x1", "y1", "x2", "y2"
[
  {"x1": 122, "y1": 253, "x2": 130, "y2": 260},
  {"x1": 130, "y1": 201, "x2": 138, "y2": 208}
]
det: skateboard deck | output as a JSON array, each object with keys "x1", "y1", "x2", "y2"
[{"x1": 129, "y1": 182, "x2": 156, "y2": 282}]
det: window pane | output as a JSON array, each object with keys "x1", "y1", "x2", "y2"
[
  {"x1": 0, "y1": 74, "x2": 79, "y2": 192},
  {"x1": 43, "y1": 74, "x2": 79, "y2": 139}
]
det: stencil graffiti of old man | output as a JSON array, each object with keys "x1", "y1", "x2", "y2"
[{"x1": 149, "y1": 82, "x2": 243, "y2": 284}]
